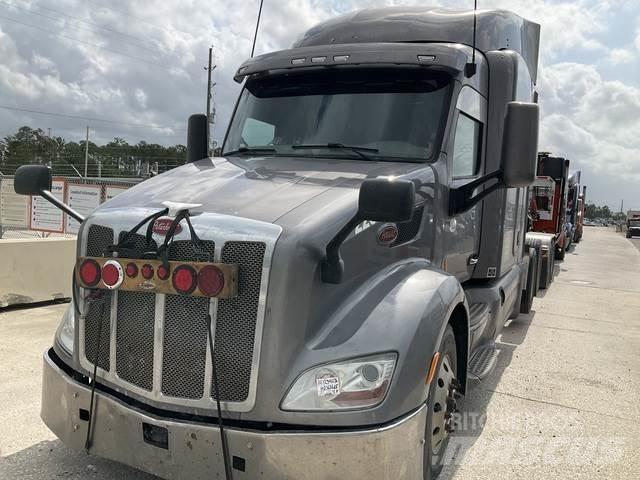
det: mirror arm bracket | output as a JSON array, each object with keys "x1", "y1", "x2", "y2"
[
  {"x1": 40, "y1": 189, "x2": 85, "y2": 223},
  {"x1": 321, "y1": 214, "x2": 363, "y2": 284},
  {"x1": 449, "y1": 170, "x2": 503, "y2": 216}
]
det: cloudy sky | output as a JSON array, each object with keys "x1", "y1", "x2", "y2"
[{"x1": 0, "y1": 0, "x2": 639, "y2": 208}]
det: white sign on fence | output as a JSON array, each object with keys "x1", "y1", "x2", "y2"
[
  {"x1": 0, "y1": 178, "x2": 28, "y2": 228},
  {"x1": 105, "y1": 185, "x2": 128, "y2": 202},
  {"x1": 66, "y1": 184, "x2": 101, "y2": 234},
  {"x1": 30, "y1": 179, "x2": 65, "y2": 233}
]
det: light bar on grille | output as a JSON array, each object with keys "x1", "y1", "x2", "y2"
[{"x1": 76, "y1": 257, "x2": 238, "y2": 298}]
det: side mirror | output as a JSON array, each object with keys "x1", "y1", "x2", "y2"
[
  {"x1": 14, "y1": 164, "x2": 85, "y2": 223},
  {"x1": 14, "y1": 164, "x2": 52, "y2": 195},
  {"x1": 501, "y1": 102, "x2": 539, "y2": 188},
  {"x1": 187, "y1": 114, "x2": 209, "y2": 163},
  {"x1": 322, "y1": 178, "x2": 415, "y2": 284},
  {"x1": 358, "y1": 178, "x2": 415, "y2": 222}
]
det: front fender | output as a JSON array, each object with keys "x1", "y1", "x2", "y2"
[{"x1": 287, "y1": 258, "x2": 466, "y2": 425}]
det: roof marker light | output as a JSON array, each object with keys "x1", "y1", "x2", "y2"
[
  {"x1": 333, "y1": 55, "x2": 350, "y2": 63},
  {"x1": 311, "y1": 56, "x2": 327, "y2": 63},
  {"x1": 418, "y1": 55, "x2": 436, "y2": 62},
  {"x1": 291, "y1": 58, "x2": 306, "y2": 65}
]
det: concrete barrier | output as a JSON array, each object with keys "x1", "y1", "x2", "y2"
[{"x1": 0, "y1": 238, "x2": 75, "y2": 307}]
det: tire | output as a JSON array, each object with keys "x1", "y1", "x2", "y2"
[
  {"x1": 520, "y1": 249, "x2": 536, "y2": 314},
  {"x1": 627, "y1": 232, "x2": 632, "y2": 239},
  {"x1": 524, "y1": 239, "x2": 542, "y2": 296},
  {"x1": 423, "y1": 325, "x2": 457, "y2": 480},
  {"x1": 539, "y1": 251, "x2": 549, "y2": 289}
]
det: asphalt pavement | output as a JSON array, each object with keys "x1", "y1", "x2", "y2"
[{"x1": 1, "y1": 226, "x2": 638, "y2": 479}]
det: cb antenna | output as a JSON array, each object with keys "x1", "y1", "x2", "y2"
[
  {"x1": 464, "y1": 0, "x2": 478, "y2": 78},
  {"x1": 251, "y1": 0, "x2": 264, "y2": 57}
]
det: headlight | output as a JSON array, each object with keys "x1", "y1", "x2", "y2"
[
  {"x1": 55, "y1": 303, "x2": 75, "y2": 356},
  {"x1": 281, "y1": 353, "x2": 397, "y2": 411}
]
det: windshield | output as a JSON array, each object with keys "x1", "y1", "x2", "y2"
[
  {"x1": 629, "y1": 220, "x2": 640, "y2": 227},
  {"x1": 223, "y1": 68, "x2": 452, "y2": 162}
]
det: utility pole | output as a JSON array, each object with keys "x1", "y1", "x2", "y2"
[
  {"x1": 84, "y1": 126, "x2": 90, "y2": 179},
  {"x1": 204, "y1": 46, "x2": 217, "y2": 155}
]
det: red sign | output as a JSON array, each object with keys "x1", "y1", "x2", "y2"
[{"x1": 152, "y1": 218, "x2": 182, "y2": 236}]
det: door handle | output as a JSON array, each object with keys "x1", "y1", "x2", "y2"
[{"x1": 468, "y1": 255, "x2": 479, "y2": 266}]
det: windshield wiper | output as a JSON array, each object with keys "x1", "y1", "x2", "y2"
[
  {"x1": 224, "y1": 146, "x2": 277, "y2": 156},
  {"x1": 291, "y1": 143, "x2": 379, "y2": 161}
]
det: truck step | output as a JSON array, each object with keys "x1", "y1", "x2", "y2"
[
  {"x1": 468, "y1": 343, "x2": 499, "y2": 381},
  {"x1": 468, "y1": 303, "x2": 489, "y2": 332}
]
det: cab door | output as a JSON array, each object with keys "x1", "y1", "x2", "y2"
[{"x1": 445, "y1": 87, "x2": 486, "y2": 281}]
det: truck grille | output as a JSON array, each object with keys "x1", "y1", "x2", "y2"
[
  {"x1": 83, "y1": 225, "x2": 269, "y2": 409},
  {"x1": 214, "y1": 241, "x2": 267, "y2": 402},
  {"x1": 84, "y1": 225, "x2": 114, "y2": 371},
  {"x1": 161, "y1": 240, "x2": 216, "y2": 400}
]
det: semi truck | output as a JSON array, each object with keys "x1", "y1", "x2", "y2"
[
  {"x1": 14, "y1": 7, "x2": 541, "y2": 480},
  {"x1": 574, "y1": 184, "x2": 587, "y2": 243},
  {"x1": 627, "y1": 210, "x2": 640, "y2": 238},
  {"x1": 529, "y1": 153, "x2": 571, "y2": 259},
  {"x1": 566, "y1": 171, "x2": 583, "y2": 244}
]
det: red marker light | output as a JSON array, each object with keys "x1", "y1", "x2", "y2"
[
  {"x1": 101, "y1": 260, "x2": 123, "y2": 289},
  {"x1": 157, "y1": 265, "x2": 170, "y2": 280},
  {"x1": 79, "y1": 259, "x2": 101, "y2": 287},
  {"x1": 125, "y1": 263, "x2": 138, "y2": 278},
  {"x1": 141, "y1": 264, "x2": 154, "y2": 280},
  {"x1": 198, "y1": 265, "x2": 225, "y2": 297},
  {"x1": 172, "y1": 265, "x2": 197, "y2": 295}
]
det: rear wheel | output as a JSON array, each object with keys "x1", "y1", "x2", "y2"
[
  {"x1": 423, "y1": 325, "x2": 458, "y2": 480},
  {"x1": 520, "y1": 248, "x2": 537, "y2": 314}
]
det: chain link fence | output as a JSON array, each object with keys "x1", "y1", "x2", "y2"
[{"x1": 0, "y1": 174, "x2": 141, "y2": 239}]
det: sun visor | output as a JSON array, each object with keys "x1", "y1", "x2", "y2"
[{"x1": 233, "y1": 43, "x2": 468, "y2": 83}]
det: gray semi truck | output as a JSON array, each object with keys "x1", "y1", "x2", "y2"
[{"x1": 14, "y1": 7, "x2": 541, "y2": 480}]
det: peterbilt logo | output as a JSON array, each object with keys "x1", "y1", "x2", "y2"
[
  {"x1": 377, "y1": 224, "x2": 399, "y2": 246},
  {"x1": 152, "y1": 218, "x2": 182, "y2": 236}
]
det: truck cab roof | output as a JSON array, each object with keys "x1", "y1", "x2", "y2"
[{"x1": 293, "y1": 7, "x2": 540, "y2": 84}]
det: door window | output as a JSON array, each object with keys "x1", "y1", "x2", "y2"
[{"x1": 452, "y1": 112, "x2": 482, "y2": 178}]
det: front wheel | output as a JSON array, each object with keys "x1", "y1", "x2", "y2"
[{"x1": 423, "y1": 325, "x2": 458, "y2": 479}]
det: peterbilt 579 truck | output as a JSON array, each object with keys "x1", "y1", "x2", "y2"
[{"x1": 15, "y1": 8, "x2": 541, "y2": 480}]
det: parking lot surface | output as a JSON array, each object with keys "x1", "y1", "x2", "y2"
[{"x1": 1, "y1": 226, "x2": 639, "y2": 479}]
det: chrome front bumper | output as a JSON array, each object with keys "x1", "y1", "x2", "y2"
[{"x1": 42, "y1": 351, "x2": 426, "y2": 480}]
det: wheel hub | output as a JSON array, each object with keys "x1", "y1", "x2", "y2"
[{"x1": 430, "y1": 355, "x2": 458, "y2": 455}]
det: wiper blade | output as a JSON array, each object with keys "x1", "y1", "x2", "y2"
[
  {"x1": 291, "y1": 143, "x2": 379, "y2": 160},
  {"x1": 224, "y1": 146, "x2": 277, "y2": 156}
]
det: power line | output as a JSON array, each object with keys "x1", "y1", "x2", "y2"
[
  {"x1": 0, "y1": 13, "x2": 168, "y2": 68},
  {"x1": 0, "y1": 104, "x2": 186, "y2": 131},
  {"x1": 0, "y1": 1, "x2": 165, "y2": 56},
  {"x1": 85, "y1": 0, "x2": 194, "y2": 38}
]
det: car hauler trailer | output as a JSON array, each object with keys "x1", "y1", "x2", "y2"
[
  {"x1": 627, "y1": 210, "x2": 640, "y2": 238},
  {"x1": 15, "y1": 7, "x2": 541, "y2": 480},
  {"x1": 530, "y1": 153, "x2": 571, "y2": 260}
]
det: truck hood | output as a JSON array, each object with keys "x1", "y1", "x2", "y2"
[{"x1": 101, "y1": 156, "x2": 426, "y2": 224}]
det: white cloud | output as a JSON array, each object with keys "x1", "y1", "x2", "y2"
[{"x1": 0, "y1": 0, "x2": 639, "y2": 206}]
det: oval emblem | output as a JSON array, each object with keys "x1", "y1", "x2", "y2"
[
  {"x1": 377, "y1": 224, "x2": 399, "y2": 246},
  {"x1": 152, "y1": 218, "x2": 182, "y2": 236}
]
